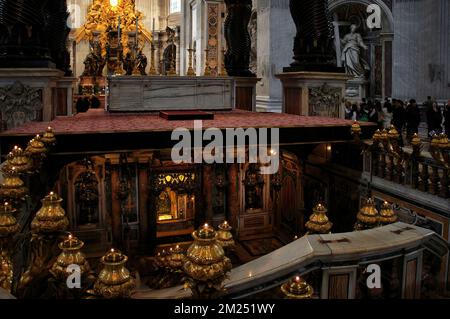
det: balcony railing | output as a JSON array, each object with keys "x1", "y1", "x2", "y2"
[{"x1": 356, "y1": 125, "x2": 450, "y2": 200}]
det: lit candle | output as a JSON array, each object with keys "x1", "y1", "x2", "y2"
[
  {"x1": 295, "y1": 276, "x2": 300, "y2": 282},
  {"x1": 68, "y1": 234, "x2": 73, "y2": 248}
]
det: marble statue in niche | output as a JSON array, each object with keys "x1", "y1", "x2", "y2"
[{"x1": 341, "y1": 24, "x2": 370, "y2": 78}]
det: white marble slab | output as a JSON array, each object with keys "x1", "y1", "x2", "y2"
[{"x1": 107, "y1": 76, "x2": 234, "y2": 112}]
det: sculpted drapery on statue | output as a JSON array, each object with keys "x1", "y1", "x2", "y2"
[
  {"x1": 286, "y1": 0, "x2": 341, "y2": 72},
  {"x1": 224, "y1": 0, "x2": 255, "y2": 77},
  {"x1": 341, "y1": 24, "x2": 370, "y2": 78}
]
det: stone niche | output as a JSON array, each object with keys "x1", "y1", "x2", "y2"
[{"x1": 107, "y1": 76, "x2": 235, "y2": 112}]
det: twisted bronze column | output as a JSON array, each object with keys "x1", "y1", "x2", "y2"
[
  {"x1": 224, "y1": 0, "x2": 255, "y2": 77},
  {"x1": 285, "y1": 0, "x2": 342, "y2": 72},
  {"x1": 0, "y1": 0, "x2": 71, "y2": 73}
]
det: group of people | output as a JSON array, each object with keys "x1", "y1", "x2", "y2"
[
  {"x1": 75, "y1": 95, "x2": 101, "y2": 113},
  {"x1": 345, "y1": 96, "x2": 450, "y2": 143}
]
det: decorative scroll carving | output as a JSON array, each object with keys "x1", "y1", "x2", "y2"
[
  {"x1": 308, "y1": 84, "x2": 341, "y2": 118},
  {"x1": 0, "y1": 82, "x2": 43, "y2": 130}
]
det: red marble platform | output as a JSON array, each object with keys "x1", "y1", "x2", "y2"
[{"x1": 0, "y1": 109, "x2": 372, "y2": 136}]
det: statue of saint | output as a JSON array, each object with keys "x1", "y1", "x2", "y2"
[
  {"x1": 82, "y1": 49, "x2": 97, "y2": 76},
  {"x1": 341, "y1": 24, "x2": 370, "y2": 78},
  {"x1": 136, "y1": 50, "x2": 148, "y2": 75},
  {"x1": 122, "y1": 52, "x2": 134, "y2": 75}
]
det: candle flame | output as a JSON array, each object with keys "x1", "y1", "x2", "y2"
[
  {"x1": 295, "y1": 276, "x2": 300, "y2": 282},
  {"x1": 111, "y1": 248, "x2": 115, "y2": 253}
]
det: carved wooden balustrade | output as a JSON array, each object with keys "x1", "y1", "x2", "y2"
[{"x1": 360, "y1": 127, "x2": 450, "y2": 199}]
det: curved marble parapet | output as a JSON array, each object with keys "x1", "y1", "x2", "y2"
[{"x1": 131, "y1": 222, "x2": 449, "y2": 299}]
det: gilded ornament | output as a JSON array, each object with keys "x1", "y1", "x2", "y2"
[
  {"x1": 31, "y1": 192, "x2": 69, "y2": 234},
  {"x1": 94, "y1": 249, "x2": 135, "y2": 299},
  {"x1": 305, "y1": 204, "x2": 332, "y2": 234},
  {"x1": 281, "y1": 276, "x2": 313, "y2": 299}
]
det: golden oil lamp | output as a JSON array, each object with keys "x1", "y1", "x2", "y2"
[
  {"x1": 216, "y1": 220, "x2": 235, "y2": 249},
  {"x1": 388, "y1": 125, "x2": 400, "y2": 140},
  {"x1": 281, "y1": 275, "x2": 313, "y2": 299},
  {"x1": 166, "y1": 244, "x2": 185, "y2": 271},
  {"x1": 40, "y1": 126, "x2": 57, "y2": 146},
  {"x1": 354, "y1": 197, "x2": 380, "y2": 230},
  {"x1": 5, "y1": 146, "x2": 33, "y2": 174},
  {"x1": 31, "y1": 192, "x2": 69, "y2": 234},
  {"x1": 0, "y1": 202, "x2": 19, "y2": 293},
  {"x1": 94, "y1": 248, "x2": 135, "y2": 299},
  {"x1": 183, "y1": 223, "x2": 232, "y2": 298},
  {"x1": 305, "y1": 203, "x2": 332, "y2": 234},
  {"x1": 439, "y1": 133, "x2": 450, "y2": 150},
  {"x1": 372, "y1": 129, "x2": 381, "y2": 142},
  {"x1": 0, "y1": 167, "x2": 28, "y2": 203},
  {"x1": 0, "y1": 250, "x2": 14, "y2": 292},
  {"x1": 379, "y1": 201, "x2": 397, "y2": 225},
  {"x1": 0, "y1": 202, "x2": 19, "y2": 237},
  {"x1": 351, "y1": 121, "x2": 361, "y2": 141},
  {"x1": 430, "y1": 134, "x2": 440, "y2": 149},
  {"x1": 26, "y1": 134, "x2": 47, "y2": 155},
  {"x1": 51, "y1": 234, "x2": 90, "y2": 281},
  {"x1": 411, "y1": 133, "x2": 421, "y2": 148}
]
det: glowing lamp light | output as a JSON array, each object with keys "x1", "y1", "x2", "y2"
[{"x1": 110, "y1": 0, "x2": 119, "y2": 8}]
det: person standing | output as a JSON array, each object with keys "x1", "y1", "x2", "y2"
[
  {"x1": 392, "y1": 99, "x2": 406, "y2": 146},
  {"x1": 426, "y1": 101, "x2": 443, "y2": 136},
  {"x1": 444, "y1": 100, "x2": 450, "y2": 135},
  {"x1": 382, "y1": 98, "x2": 393, "y2": 129},
  {"x1": 344, "y1": 101, "x2": 353, "y2": 120},
  {"x1": 405, "y1": 99, "x2": 421, "y2": 138}
]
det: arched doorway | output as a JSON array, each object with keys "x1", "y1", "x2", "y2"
[{"x1": 329, "y1": 0, "x2": 394, "y2": 99}]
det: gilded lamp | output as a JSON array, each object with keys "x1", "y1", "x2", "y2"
[
  {"x1": 281, "y1": 276, "x2": 313, "y2": 299},
  {"x1": 51, "y1": 234, "x2": 90, "y2": 281},
  {"x1": 0, "y1": 202, "x2": 20, "y2": 237},
  {"x1": 4, "y1": 146, "x2": 33, "y2": 174},
  {"x1": 354, "y1": 198, "x2": 380, "y2": 230},
  {"x1": 0, "y1": 167, "x2": 28, "y2": 203},
  {"x1": 31, "y1": 192, "x2": 69, "y2": 234},
  {"x1": 305, "y1": 204, "x2": 332, "y2": 234},
  {"x1": 0, "y1": 202, "x2": 19, "y2": 292},
  {"x1": 216, "y1": 220, "x2": 235, "y2": 249},
  {"x1": 40, "y1": 127, "x2": 57, "y2": 146},
  {"x1": 94, "y1": 249, "x2": 135, "y2": 299},
  {"x1": 379, "y1": 201, "x2": 397, "y2": 225},
  {"x1": 183, "y1": 224, "x2": 232, "y2": 298}
]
